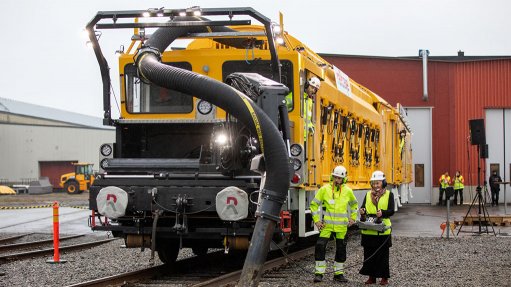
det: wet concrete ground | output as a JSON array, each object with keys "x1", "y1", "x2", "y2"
[
  {"x1": 0, "y1": 207, "x2": 94, "y2": 235},
  {"x1": 392, "y1": 202, "x2": 511, "y2": 237}
]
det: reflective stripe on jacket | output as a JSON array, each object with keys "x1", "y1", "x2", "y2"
[
  {"x1": 453, "y1": 175, "x2": 464, "y2": 190},
  {"x1": 310, "y1": 182, "x2": 358, "y2": 236},
  {"x1": 361, "y1": 190, "x2": 392, "y2": 236}
]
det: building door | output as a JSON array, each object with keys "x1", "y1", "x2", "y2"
[
  {"x1": 39, "y1": 161, "x2": 77, "y2": 188},
  {"x1": 405, "y1": 107, "x2": 433, "y2": 204},
  {"x1": 485, "y1": 109, "x2": 511, "y2": 213}
]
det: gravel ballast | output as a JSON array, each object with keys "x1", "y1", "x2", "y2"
[
  {"x1": 260, "y1": 234, "x2": 511, "y2": 286},
  {"x1": 1, "y1": 234, "x2": 510, "y2": 286},
  {"x1": 1, "y1": 194, "x2": 511, "y2": 286}
]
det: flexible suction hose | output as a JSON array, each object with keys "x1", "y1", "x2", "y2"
[{"x1": 136, "y1": 18, "x2": 289, "y2": 286}]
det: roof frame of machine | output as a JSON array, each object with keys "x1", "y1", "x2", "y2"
[{"x1": 85, "y1": 7, "x2": 282, "y2": 126}]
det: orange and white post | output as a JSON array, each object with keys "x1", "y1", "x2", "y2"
[{"x1": 46, "y1": 201, "x2": 67, "y2": 263}]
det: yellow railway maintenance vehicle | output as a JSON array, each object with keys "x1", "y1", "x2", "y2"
[
  {"x1": 85, "y1": 7, "x2": 412, "y2": 269},
  {"x1": 59, "y1": 162, "x2": 95, "y2": 194}
]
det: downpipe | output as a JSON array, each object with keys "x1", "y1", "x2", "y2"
[{"x1": 135, "y1": 17, "x2": 289, "y2": 286}]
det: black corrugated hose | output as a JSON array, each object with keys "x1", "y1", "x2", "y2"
[{"x1": 135, "y1": 17, "x2": 289, "y2": 286}]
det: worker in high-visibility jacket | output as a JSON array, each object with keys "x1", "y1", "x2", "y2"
[
  {"x1": 438, "y1": 172, "x2": 451, "y2": 206},
  {"x1": 359, "y1": 170, "x2": 395, "y2": 286},
  {"x1": 303, "y1": 77, "x2": 320, "y2": 141},
  {"x1": 284, "y1": 76, "x2": 319, "y2": 142},
  {"x1": 453, "y1": 171, "x2": 464, "y2": 205},
  {"x1": 310, "y1": 165, "x2": 357, "y2": 283}
]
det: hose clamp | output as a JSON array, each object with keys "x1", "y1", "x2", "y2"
[
  {"x1": 253, "y1": 188, "x2": 287, "y2": 222},
  {"x1": 134, "y1": 45, "x2": 161, "y2": 64},
  {"x1": 134, "y1": 45, "x2": 161, "y2": 83},
  {"x1": 255, "y1": 210, "x2": 281, "y2": 222},
  {"x1": 259, "y1": 188, "x2": 287, "y2": 204}
]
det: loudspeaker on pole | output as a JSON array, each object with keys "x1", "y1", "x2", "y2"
[
  {"x1": 480, "y1": 144, "x2": 488, "y2": 159},
  {"x1": 469, "y1": 119, "x2": 486, "y2": 145}
]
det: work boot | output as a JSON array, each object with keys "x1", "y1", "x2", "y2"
[
  {"x1": 333, "y1": 274, "x2": 348, "y2": 283},
  {"x1": 313, "y1": 274, "x2": 323, "y2": 283},
  {"x1": 379, "y1": 278, "x2": 389, "y2": 285},
  {"x1": 365, "y1": 276, "x2": 376, "y2": 284}
]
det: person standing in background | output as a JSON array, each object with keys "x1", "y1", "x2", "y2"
[
  {"x1": 453, "y1": 171, "x2": 464, "y2": 205},
  {"x1": 438, "y1": 172, "x2": 451, "y2": 206},
  {"x1": 489, "y1": 171, "x2": 503, "y2": 206}
]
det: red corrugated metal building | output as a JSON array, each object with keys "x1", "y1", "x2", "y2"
[{"x1": 321, "y1": 53, "x2": 511, "y2": 201}]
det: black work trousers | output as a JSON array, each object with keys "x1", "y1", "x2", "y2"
[
  {"x1": 439, "y1": 188, "x2": 446, "y2": 205},
  {"x1": 315, "y1": 237, "x2": 347, "y2": 262},
  {"x1": 491, "y1": 188, "x2": 500, "y2": 205},
  {"x1": 453, "y1": 188, "x2": 463, "y2": 205}
]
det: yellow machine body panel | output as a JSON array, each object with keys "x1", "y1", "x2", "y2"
[{"x1": 115, "y1": 24, "x2": 411, "y2": 190}]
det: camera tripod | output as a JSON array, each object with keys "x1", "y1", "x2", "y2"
[
  {"x1": 457, "y1": 144, "x2": 495, "y2": 236},
  {"x1": 457, "y1": 186, "x2": 495, "y2": 235}
]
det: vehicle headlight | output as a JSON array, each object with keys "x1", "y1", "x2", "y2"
[
  {"x1": 197, "y1": 100, "x2": 213, "y2": 115},
  {"x1": 100, "y1": 158, "x2": 109, "y2": 169},
  {"x1": 100, "y1": 144, "x2": 113, "y2": 156},
  {"x1": 215, "y1": 133, "x2": 228, "y2": 145},
  {"x1": 293, "y1": 158, "x2": 302, "y2": 171},
  {"x1": 290, "y1": 144, "x2": 302, "y2": 156}
]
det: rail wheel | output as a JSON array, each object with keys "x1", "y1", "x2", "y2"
[
  {"x1": 157, "y1": 241, "x2": 179, "y2": 264},
  {"x1": 65, "y1": 181, "x2": 80, "y2": 194}
]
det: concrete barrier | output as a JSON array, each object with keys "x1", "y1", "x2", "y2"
[{"x1": 28, "y1": 177, "x2": 53, "y2": 194}]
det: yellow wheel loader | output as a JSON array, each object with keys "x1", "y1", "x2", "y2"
[{"x1": 59, "y1": 163, "x2": 95, "y2": 194}]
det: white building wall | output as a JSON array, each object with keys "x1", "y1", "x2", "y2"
[
  {"x1": 485, "y1": 109, "x2": 511, "y2": 213},
  {"x1": 0, "y1": 123, "x2": 115, "y2": 181},
  {"x1": 405, "y1": 107, "x2": 433, "y2": 204}
]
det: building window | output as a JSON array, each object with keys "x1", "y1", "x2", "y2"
[{"x1": 124, "y1": 63, "x2": 193, "y2": 114}]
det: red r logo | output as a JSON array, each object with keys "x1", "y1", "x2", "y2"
[
  {"x1": 226, "y1": 196, "x2": 238, "y2": 206},
  {"x1": 107, "y1": 194, "x2": 117, "y2": 203}
]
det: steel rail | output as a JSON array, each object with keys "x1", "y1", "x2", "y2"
[
  {"x1": 0, "y1": 234, "x2": 84, "y2": 251},
  {"x1": 0, "y1": 238, "x2": 116, "y2": 263},
  {"x1": 192, "y1": 246, "x2": 315, "y2": 287},
  {"x1": 64, "y1": 245, "x2": 315, "y2": 287},
  {"x1": 0, "y1": 233, "x2": 32, "y2": 244},
  {"x1": 65, "y1": 265, "x2": 163, "y2": 287}
]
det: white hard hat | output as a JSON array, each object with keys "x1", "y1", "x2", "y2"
[
  {"x1": 370, "y1": 170, "x2": 385, "y2": 181},
  {"x1": 332, "y1": 165, "x2": 347, "y2": 178},
  {"x1": 308, "y1": 76, "x2": 321, "y2": 89}
]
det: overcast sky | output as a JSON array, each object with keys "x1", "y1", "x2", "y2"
[{"x1": 1, "y1": 0, "x2": 509, "y2": 118}]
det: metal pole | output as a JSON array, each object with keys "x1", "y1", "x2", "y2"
[
  {"x1": 477, "y1": 145, "x2": 483, "y2": 234},
  {"x1": 46, "y1": 201, "x2": 67, "y2": 264},
  {"x1": 446, "y1": 197, "x2": 450, "y2": 239},
  {"x1": 503, "y1": 109, "x2": 507, "y2": 214},
  {"x1": 419, "y1": 49, "x2": 429, "y2": 101},
  {"x1": 505, "y1": 182, "x2": 508, "y2": 215}
]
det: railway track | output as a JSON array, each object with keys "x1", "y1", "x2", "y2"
[
  {"x1": 0, "y1": 238, "x2": 116, "y2": 263},
  {"x1": 66, "y1": 245, "x2": 316, "y2": 287},
  {"x1": 0, "y1": 233, "x2": 32, "y2": 244},
  {"x1": 0, "y1": 234, "x2": 84, "y2": 252}
]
